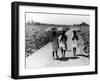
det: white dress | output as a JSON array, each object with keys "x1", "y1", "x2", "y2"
[
  {"x1": 71, "y1": 40, "x2": 78, "y2": 48},
  {"x1": 58, "y1": 35, "x2": 67, "y2": 50},
  {"x1": 59, "y1": 41, "x2": 66, "y2": 50}
]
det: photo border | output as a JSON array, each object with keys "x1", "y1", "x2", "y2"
[{"x1": 11, "y1": 1, "x2": 98, "y2": 79}]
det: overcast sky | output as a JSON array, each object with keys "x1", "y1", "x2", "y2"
[{"x1": 26, "y1": 12, "x2": 90, "y2": 25}]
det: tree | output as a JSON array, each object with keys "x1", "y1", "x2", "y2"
[{"x1": 79, "y1": 22, "x2": 89, "y2": 26}]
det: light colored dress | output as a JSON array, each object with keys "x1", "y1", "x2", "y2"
[
  {"x1": 71, "y1": 39, "x2": 78, "y2": 48},
  {"x1": 58, "y1": 35, "x2": 67, "y2": 50},
  {"x1": 59, "y1": 41, "x2": 66, "y2": 50}
]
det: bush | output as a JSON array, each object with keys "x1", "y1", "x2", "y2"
[
  {"x1": 78, "y1": 28, "x2": 90, "y2": 54},
  {"x1": 25, "y1": 30, "x2": 51, "y2": 57}
]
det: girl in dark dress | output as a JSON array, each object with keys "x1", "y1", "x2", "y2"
[{"x1": 51, "y1": 30, "x2": 59, "y2": 60}]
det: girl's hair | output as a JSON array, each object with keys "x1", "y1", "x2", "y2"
[
  {"x1": 52, "y1": 31, "x2": 57, "y2": 37},
  {"x1": 62, "y1": 30, "x2": 66, "y2": 35},
  {"x1": 73, "y1": 31, "x2": 76, "y2": 35},
  {"x1": 72, "y1": 31, "x2": 78, "y2": 40}
]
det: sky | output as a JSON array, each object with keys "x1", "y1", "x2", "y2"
[{"x1": 26, "y1": 12, "x2": 90, "y2": 25}]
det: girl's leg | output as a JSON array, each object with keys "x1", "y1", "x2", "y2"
[
  {"x1": 56, "y1": 51, "x2": 59, "y2": 59},
  {"x1": 73, "y1": 47, "x2": 76, "y2": 56},
  {"x1": 61, "y1": 47, "x2": 63, "y2": 58},
  {"x1": 52, "y1": 51, "x2": 55, "y2": 59},
  {"x1": 63, "y1": 50, "x2": 66, "y2": 58}
]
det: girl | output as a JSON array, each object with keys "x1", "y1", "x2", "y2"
[
  {"x1": 59, "y1": 31, "x2": 67, "y2": 58},
  {"x1": 72, "y1": 31, "x2": 78, "y2": 57},
  {"x1": 51, "y1": 30, "x2": 59, "y2": 60}
]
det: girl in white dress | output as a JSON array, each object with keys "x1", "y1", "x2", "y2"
[
  {"x1": 72, "y1": 31, "x2": 78, "y2": 57},
  {"x1": 59, "y1": 31, "x2": 67, "y2": 58}
]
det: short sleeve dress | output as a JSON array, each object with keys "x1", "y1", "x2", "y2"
[
  {"x1": 71, "y1": 35, "x2": 78, "y2": 48},
  {"x1": 52, "y1": 36, "x2": 59, "y2": 51}
]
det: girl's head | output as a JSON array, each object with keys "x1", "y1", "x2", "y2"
[
  {"x1": 73, "y1": 31, "x2": 77, "y2": 35},
  {"x1": 61, "y1": 30, "x2": 66, "y2": 35},
  {"x1": 52, "y1": 31, "x2": 57, "y2": 37}
]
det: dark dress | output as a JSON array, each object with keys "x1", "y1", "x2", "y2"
[{"x1": 51, "y1": 32, "x2": 59, "y2": 51}]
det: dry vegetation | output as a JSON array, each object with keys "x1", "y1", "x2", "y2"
[{"x1": 78, "y1": 26, "x2": 90, "y2": 55}]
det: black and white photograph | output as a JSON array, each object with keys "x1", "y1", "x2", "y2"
[
  {"x1": 25, "y1": 12, "x2": 90, "y2": 69},
  {"x1": 11, "y1": 2, "x2": 97, "y2": 79}
]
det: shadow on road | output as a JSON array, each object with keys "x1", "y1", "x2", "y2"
[
  {"x1": 66, "y1": 50, "x2": 72, "y2": 52},
  {"x1": 76, "y1": 54, "x2": 89, "y2": 58},
  {"x1": 56, "y1": 57, "x2": 79, "y2": 61}
]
